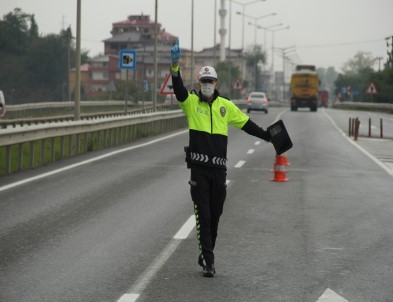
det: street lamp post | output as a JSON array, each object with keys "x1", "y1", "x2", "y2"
[
  {"x1": 259, "y1": 23, "x2": 282, "y2": 53},
  {"x1": 237, "y1": 11, "x2": 276, "y2": 50},
  {"x1": 232, "y1": 0, "x2": 266, "y2": 50},
  {"x1": 248, "y1": 22, "x2": 282, "y2": 52},
  {"x1": 271, "y1": 25, "x2": 289, "y2": 76},
  {"x1": 276, "y1": 46, "x2": 296, "y2": 101},
  {"x1": 238, "y1": 11, "x2": 277, "y2": 92},
  {"x1": 270, "y1": 25, "x2": 289, "y2": 100}
]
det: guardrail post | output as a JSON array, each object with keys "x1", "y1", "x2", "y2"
[
  {"x1": 349, "y1": 118, "x2": 352, "y2": 136},
  {"x1": 368, "y1": 118, "x2": 371, "y2": 137},
  {"x1": 60, "y1": 136, "x2": 65, "y2": 159},
  {"x1": 18, "y1": 143, "x2": 23, "y2": 171},
  {"x1": 380, "y1": 118, "x2": 383, "y2": 138},
  {"x1": 51, "y1": 138, "x2": 55, "y2": 162},
  {"x1": 354, "y1": 117, "x2": 360, "y2": 141},
  {"x1": 84, "y1": 133, "x2": 88, "y2": 152},
  {"x1": 5, "y1": 145, "x2": 11, "y2": 175},
  {"x1": 76, "y1": 134, "x2": 80, "y2": 154},
  {"x1": 68, "y1": 135, "x2": 72, "y2": 157},
  {"x1": 29, "y1": 142, "x2": 34, "y2": 169},
  {"x1": 40, "y1": 139, "x2": 45, "y2": 165},
  {"x1": 351, "y1": 118, "x2": 355, "y2": 137}
]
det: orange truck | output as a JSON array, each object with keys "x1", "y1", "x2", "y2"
[{"x1": 290, "y1": 65, "x2": 319, "y2": 112}]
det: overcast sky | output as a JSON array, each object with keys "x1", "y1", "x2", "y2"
[{"x1": 1, "y1": 0, "x2": 392, "y2": 72}]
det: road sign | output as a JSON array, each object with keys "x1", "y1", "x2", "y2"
[
  {"x1": 160, "y1": 73, "x2": 174, "y2": 95},
  {"x1": 143, "y1": 80, "x2": 148, "y2": 92},
  {"x1": 119, "y1": 50, "x2": 136, "y2": 70},
  {"x1": 233, "y1": 79, "x2": 243, "y2": 90},
  {"x1": 366, "y1": 81, "x2": 378, "y2": 94}
]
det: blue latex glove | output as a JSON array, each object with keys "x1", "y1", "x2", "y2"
[{"x1": 171, "y1": 39, "x2": 181, "y2": 63}]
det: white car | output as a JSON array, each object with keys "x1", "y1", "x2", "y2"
[
  {"x1": 246, "y1": 92, "x2": 268, "y2": 114},
  {"x1": 0, "y1": 90, "x2": 5, "y2": 118}
]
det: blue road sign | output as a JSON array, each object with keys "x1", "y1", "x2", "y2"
[
  {"x1": 143, "y1": 80, "x2": 148, "y2": 92},
  {"x1": 119, "y1": 50, "x2": 136, "y2": 70}
]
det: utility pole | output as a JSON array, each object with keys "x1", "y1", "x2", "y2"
[
  {"x1": 191, "y1": 0, "x2": 194, "y2": 88},
  {"x1": 153, "y1": 0, "x2": 158, "y2": 111},
  {"x1": 74, "y1": 0, "x2": 81, "y2": 120},
  {"x1": 386, "y1": 35, "x2": 393, "y2": 68},
  {"x1": 67, "y1": 27, "x2": 72, "y2": 101}
]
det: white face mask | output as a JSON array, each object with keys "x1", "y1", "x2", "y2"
[{"x1": 200, "y1": 83, "x2": 215, "y2": 98}]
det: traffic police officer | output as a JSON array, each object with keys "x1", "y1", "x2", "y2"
[{"x1": 171, "y1": 39, "x2": 271, "y2": 277}]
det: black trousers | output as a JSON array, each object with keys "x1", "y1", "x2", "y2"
[{"x1": 189, "y1": 165, "x2": 227, "y2": 266}]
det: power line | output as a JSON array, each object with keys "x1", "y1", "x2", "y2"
[{"x1": 297, "y1": 38, "x2": 384, "y2": 49}]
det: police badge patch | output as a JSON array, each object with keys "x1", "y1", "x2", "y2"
[{"x1": 220, "y1": 106, "x2": 226, "y2": 117}]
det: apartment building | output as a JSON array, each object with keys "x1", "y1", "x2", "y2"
[{"x1": 70, "y1": 14, "x2": 252, "y2": 99}]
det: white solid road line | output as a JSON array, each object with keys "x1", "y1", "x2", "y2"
[
  {"x1": 316, "y1": 288, "x2": 349, "y2": 302},
  {"x1": 0, "y1": 130, "x2": 189, "y2": 193},
  {"x1": 117, "y1": 215, "x2": 196, "y2": 302},
  {"x1": 173, "y1": 215, "x2": 196, "y2": 239},
  {"x1": 323, "y1": 110, "x2": 393, "y2": 176}
]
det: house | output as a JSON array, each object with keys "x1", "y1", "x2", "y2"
[
  {"x1": 70, "y1": 14, "x2": 259, "y2": 100},
  {"x1": 88, "y1": 54, "x2": 121, "y2": 97},
  {"x1": 69, "y1": 63, "x2": 90, "y2": 99}
]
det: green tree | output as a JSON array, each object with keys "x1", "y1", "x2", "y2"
[
  {"x1": 0, "y1": 9, "x2": 91, "y2": 102},
  {"x1": 341, "y1": 51, "x2": 375, "y2": 76},
  {"x1": 245, "y1": 45, "x2": 266, "y2": 91},
  {"x1": 0, "y1": 8, "x2": 40, "y2": 102},
  {"x1": 333, "y1": 51, "x2": 393, "y2": 103},
  {"x1": 373, "y1": 68, "x2": 393, "y2": 103},
  {"x1": 26, "y1": 34, "x2": 69, "y2": 101},
  {"x1": 0, "y1": 8, "x2": 37, "y2": 54},
  {"x1": 215, "y1": 61, "x2": 241, "y2": 97}
]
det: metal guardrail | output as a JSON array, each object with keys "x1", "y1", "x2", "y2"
[
  {"x1": 331, "y1": 102, "x2": 393, "y2": 114},
  {"x1": 0, "y1": 110, "x2": 187, "y2": 176},
  {"x1": 0, "y1": 102, "x2": 179, "y2": 128}
]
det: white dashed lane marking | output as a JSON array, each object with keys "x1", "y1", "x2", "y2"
[{"x1": 234, "y1": 160, "x2": 246, "y2": 168}]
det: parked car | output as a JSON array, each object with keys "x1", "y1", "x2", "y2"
[
  {"x1": 246, "y1": 92, "x2": 268, "y2": 114},
  {"x1": 0, "y1": 90, "x2": 5, "y2": 118}
]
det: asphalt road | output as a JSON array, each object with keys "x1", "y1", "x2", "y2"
[{"x1": 0, "y1": 107, "x2": 392, "y2": 302}]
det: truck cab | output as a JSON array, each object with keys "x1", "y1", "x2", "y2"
[{"x1": 290, "y1": 65, "x2": 319, "y2": 112}]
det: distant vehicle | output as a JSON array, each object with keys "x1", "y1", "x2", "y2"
[
  {"x1": 290, "y1": 65, "x2": 319, "y2": 112},
  {"x1": 0, "y1": 90, "x2": 5, "y2": 118},
  {"x1": 246, "y1": 92, "x2": 268, "y2": 114},
  {"x1": 318, "y1": 90, "x2": 329, "y2": 108}
]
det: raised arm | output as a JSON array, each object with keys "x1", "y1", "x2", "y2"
[{"x1": 170, "y1": 39, "x2": 188, "y2": 102}]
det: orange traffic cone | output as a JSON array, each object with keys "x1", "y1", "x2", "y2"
[
  {"x1": 271, "y1": 154, "x2": 290, "y2": 182},
  {"x1": 276, "y1": 154, "x2": 291, "y2": 166},
  {"x1": 270, "y1": 154, "x2": 290, "y2": 172},
  {"x1": 271, "y1": 164, "x2": 289, "y2": 182}
]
